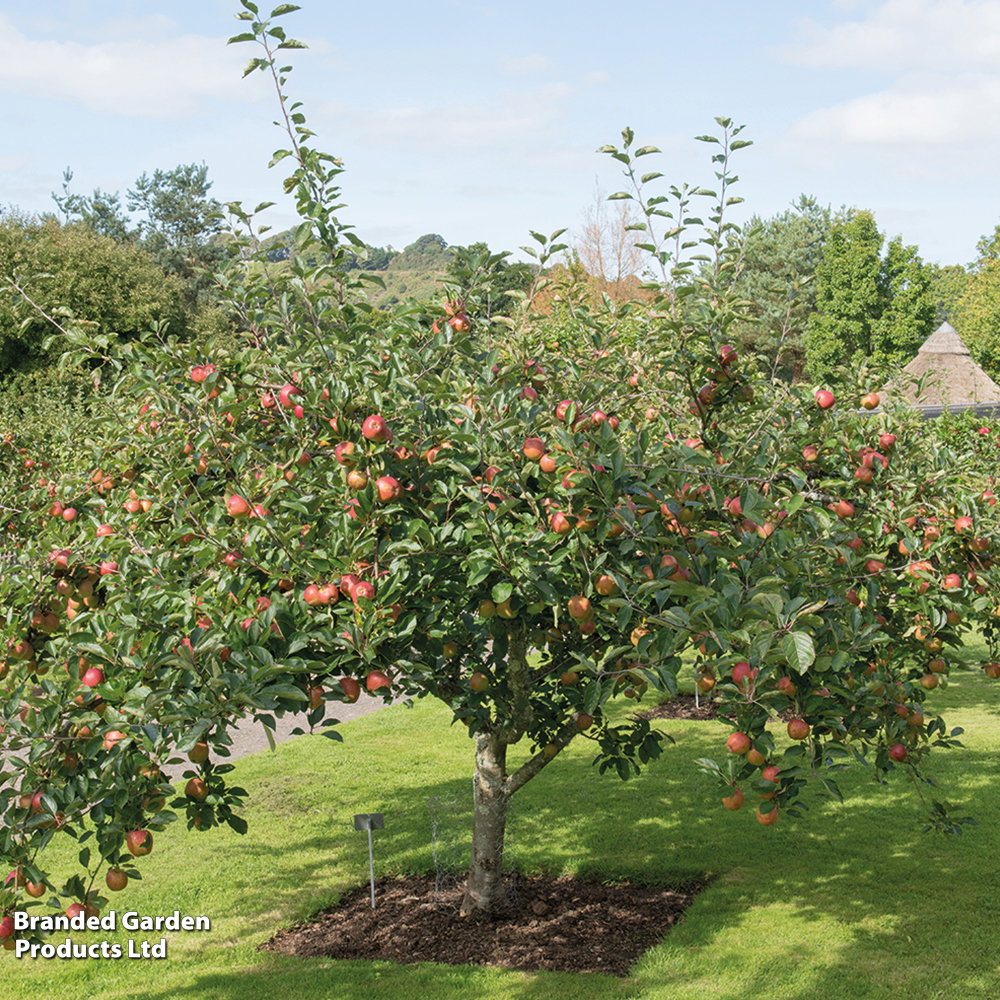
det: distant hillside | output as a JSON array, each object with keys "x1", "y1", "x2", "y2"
[{"x1": 253, "y1": 231, "x2": 533, "y2": 315}]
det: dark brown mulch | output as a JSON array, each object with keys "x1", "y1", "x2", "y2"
[
  {"x1": 641, "y1": 693, "x2": 720, "y2": 721},
  {"x1": 259, "y1": 873, "x2": 706, "y2": 977}
]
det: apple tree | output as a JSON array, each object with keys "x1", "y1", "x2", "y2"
[{"x1": 1, "y1": 3, "x2": 999, "y2": 941}]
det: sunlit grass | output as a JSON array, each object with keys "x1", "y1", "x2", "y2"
[{"x1": 3, "y1": 657, "x2": 1000, "y2": 1000}]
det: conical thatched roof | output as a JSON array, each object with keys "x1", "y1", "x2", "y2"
[{"x1": 883, "y1": 322, "x2": 1000, "y2": 406}]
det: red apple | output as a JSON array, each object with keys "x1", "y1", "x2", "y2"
[
  {"x1": 362, "y1": 414, "x2": 391, "y2": 443},
  {"x1": 814, "y1": 389, "x2": 835, "y2": 410},
  {"x1": 375, "y1": 476, "x2": 401, "y2": 502},
  {"x1": 366, "y1": 670, "x2": 391, "y2": 692},
  {"x1": 726, "y1": 731, "x2": 751, "y2": 754},
  {"x1": 722, "y1": 788, "x2": 744, "y2": 810},
  {"x1": 522, "y1": 437, "x2": 546, "y2": 460},
  {"x1": 787, "y1": 718, "x2": 810, "y2": 740},
  {"x1": 340, "y1": 677, "x2": 361, "y2": 703},
  {"x1": 226, "y1": 494, "x2": 251, "y2": 518},
  {"x1": 888, "y1": 743, "x2": 908, "y2": 762},
  {"x1": 185, "y1": 777, "x2": 208, "y2": 800},
  {"x1": 81, "y1": 667, "x2": 105, "y2": 688},
  {"x1": 106, "y1": 868, "x2": 129, "y2": 891},
  {"x1": 126, "y1": 829, "x2": 154, "y2": 856}
]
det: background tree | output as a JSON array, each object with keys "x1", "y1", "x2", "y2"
[
  {"x1": 805, "y1": 210, "x2": 935, "y2": 385},
  {"x1": 0, "y1": 210, "x2": 183, "y2": 378},
  {"x1": 928, "y1": 263, "x2": 971, "y2": 325},
  {"x1": 570, "y1": 183, "x2": 648, "y2": 304},
  {"x1": 729, "y1": 195, "x2": 833, "y2": 381},
  {"x1": 126, "y1": 164, "x2": 227, "y2": 312}
]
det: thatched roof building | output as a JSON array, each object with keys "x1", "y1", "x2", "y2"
[{"x1": 883, "y1": 322, "x2": 1000, "y2": 413}]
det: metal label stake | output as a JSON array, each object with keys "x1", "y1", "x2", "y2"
[{"x1": 354, "y1": 813, "x2": 384, "y2": 908}]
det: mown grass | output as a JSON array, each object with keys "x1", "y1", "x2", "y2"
[{"x1": 3, "y1": 639, "x2": 1000, "y2": 1000}]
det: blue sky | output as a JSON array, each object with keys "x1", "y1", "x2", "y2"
[{"x1": 2, "y1": 0, "x2": 999, "y2": 267}]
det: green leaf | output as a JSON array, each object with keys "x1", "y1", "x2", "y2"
[
  {"x1": 608, "y1": 192, "x2": 634, "y2": 201},
  {"x1": 491, "y1": 581, "x2": 513, "y2": 604},
  {"x1": 270, "y1": 3, "x2": 302, "y2": 15},
  {"x1": 634, "y1": 146, "x2": 661, "y2": 157},
  {"x1": 227, "y1": 32, "x2": 258, "y2": 44},
  {"x1": 782, "y1": 632, "x2": 816, "y2": 675}
]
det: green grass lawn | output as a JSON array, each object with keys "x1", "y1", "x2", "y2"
[{"x1": 3, "y1": 642, "x2": 1000, "y2": 1000}]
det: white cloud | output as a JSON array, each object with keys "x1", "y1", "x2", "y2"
[
  {"x1": 785, "y1": 1, "x2": 1000, "y2": 144},
  {"x1": 793, "y1": 72, "x2": 1000, "y2": 142},
  {"x1": 586, "y1": 70, "x2": 609, "y2": 84},
  {"x1": 0, "y1": 14, "x2": 253, "y2": 119},
  {"x1": 317, "y1": 82, "x2": 576, "y2": 157},
  {"x1": 786, "y1": 0, "x2": 1000, "y2": 71},
  {"x1": 501, "y1": 54, "x2": 552, "y2": 74}
]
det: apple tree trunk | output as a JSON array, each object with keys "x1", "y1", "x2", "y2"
[{"x1": 460, "y1": 732, "x2": 513, "y2": 915}]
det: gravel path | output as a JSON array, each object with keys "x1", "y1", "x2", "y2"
[{"x1": 163, "y1": 692, "x2": 403, "y2": 779}]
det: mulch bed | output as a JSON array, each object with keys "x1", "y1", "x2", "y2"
[
  {"x1": 259, "y1": 873, "x2": 707, "y2": 976},
  {"x1": 640, "y1": 693, "x2": 720, "y2": 721}
]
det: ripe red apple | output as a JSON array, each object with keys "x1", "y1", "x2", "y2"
[
  {"x1": 942, "y1": 574, "x2": 962, "y2": 590},
  {"x1": 366, "y1": 670, "x2": 391, "y2": 692},
  {"x1": 226, "y1": 494, "x2": 251, "y2": 518},
  {"x1": 756, "y1": 804, "x2": 779, "y2": 825},
  {"x1": 888, "y1": 743, "x2": 908, "y2": 762},
  {"x1": 335, "y1": 441, "x2": 357, "y2": 466},
  {"x1": 362, "y1": 414, "x2": 391, "y2": 443},
  {"x1": 375, "y1": 476, "x2": 401, "y2": 502},
  {"x1": 549, "y1": 511, "x2": 572, "y2": 534},
  {"x1": 814, "y1": 389, "x2": 835, "y2": 410},
  {"x1": 954, "y1": 516, "x2": 974, "y2": 533},
  {"x1": 567, "y1": 595, "x2": 592, "y2": 620},
  {"x1": 352, "y1": 581, "x2": 376, "y2": 603},
  {"x1": 576, "y1": 712, "x2": 594, "y2": 731},
  {"x1": 100, "y1": 560, "x2": 118, "y2": 576},
  {"x1": 303, "y1": 584, "x2": 324, "y2": 606},
  {"x1": 722, "y1": 787, "x2": 744, "y2": 811},
  {"x1": 726, "y1": 731, "x2": 751, "y2": 754},
  {"x1": 340, "y1": 677, "x2": 361, "y2": 703},
  {"x1": 801, "y1": 445, "x2": 819, "y2": 462},
  {"x1": 833, "y1": 500, "x2": 855, "y2": 519},
  {"x1": 861, "y1": 392, "x2": 880, "y2": 410},
  {"x1": 776, "y1": 676, "x2": 796, "y2": 698},
  {"x1": 25, "y1": 881, "x2": 45, "y2": 898},
  {"x1": 594, "y1": 574, "x2": 617, "y2": 596},
  {"x1": 81, "y1": 667, "x2": 105, "y2": 687},
  {"x1": 560, "y1": 671, "x2": 579, "y2": 686},
  {"x1": 126, "y1": 829, "x2": 154, "y2": 856},
  {"x1": 555, "y1": 400, "x2": 574, "y2": 422},
  {"x1": 103, "y1": 730, "x2": 126, "y2": 750},
  {"x1": 347, "y1": 469, "x2": 369, "y2": 490},
  {"x1": 731, "y1": 661, "x2": 756, "y2": 692},
  {"x1": 522, "y1": 437, "x2": 546, "y2": 460},
  {"x1": 106, "y1": 868, "x2": 129, "y2": 891},
  {"x1": 787, "y1": 718, "x2": 810, "y2": 740}
]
